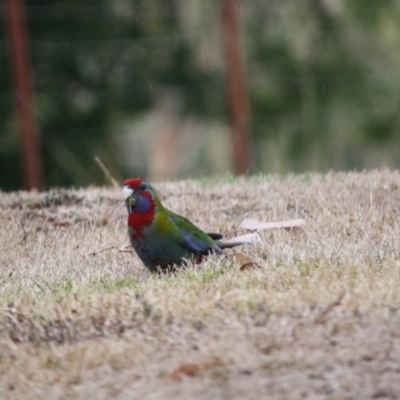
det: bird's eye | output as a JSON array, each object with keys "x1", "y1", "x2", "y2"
[{"x1": 139, "y1": 184, "x2": 146, "y2": 191}]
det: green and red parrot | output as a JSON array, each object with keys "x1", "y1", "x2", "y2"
[{"x1": 123, "y1": 178, "x2": 258, "y2": 272}]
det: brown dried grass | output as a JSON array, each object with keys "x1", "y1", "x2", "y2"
[{"x1": 1, "y1": 169, "x2": 400, "y2": 399}]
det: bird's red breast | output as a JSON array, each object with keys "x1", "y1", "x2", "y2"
[
  {"x1": 127, "y1": 189, "x2": 156, "y2": 240},
  {"x1": 128, "y1": 190, "x2": 155, "y2": 220}
]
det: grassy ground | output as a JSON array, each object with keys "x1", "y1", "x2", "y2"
[{"x1": 1, "y1": 170, "x2": 400, "y2": 399}]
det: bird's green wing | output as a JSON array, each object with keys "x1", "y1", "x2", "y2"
[{"x1": 168, "y1": 213, "x2": 222, "y2": 254}]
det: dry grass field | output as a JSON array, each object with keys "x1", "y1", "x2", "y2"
[{"x1": 1, "y1": 170, "x2": 400, "y2": 399}]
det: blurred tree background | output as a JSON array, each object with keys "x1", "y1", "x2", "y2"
[{"x1": 1, "y1": 0, "x2": 400, "y2": 190}]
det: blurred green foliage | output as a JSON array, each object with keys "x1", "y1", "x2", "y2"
[
  {"x1": 1, "y1": 0, "x2": 400, "y2": 189},
  {"x1": 247, "y1": 0, "x2": 400, "y2": 172}
]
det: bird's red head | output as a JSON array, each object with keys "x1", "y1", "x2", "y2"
[
  {"x1": 123, "y1": 178, "x2": 144, "y2": 190},
  {"x1": 122, "y1": 178, "x2": 159, "y2": 217}
]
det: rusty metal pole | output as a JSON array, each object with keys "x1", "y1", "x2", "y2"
[
  {"x1": 4, "y1": 0, "x2": 43, "y2": 190},
  {"x1": 222, "y1": 0, "x2": 250, "y2": 175}
]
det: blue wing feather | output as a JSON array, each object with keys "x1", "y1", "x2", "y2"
[
  {"x1": 180, "y1": 230, "x2": 211, "y2": 253},
  {"x1": 168, "y1": 214, "x2": 222, "y2": 255}
]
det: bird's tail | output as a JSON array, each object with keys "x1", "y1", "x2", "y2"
[{"x1": 216, "y1": 232, "x2": 262, "y2": 249}]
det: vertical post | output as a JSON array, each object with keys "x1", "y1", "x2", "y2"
[
  {"x1": 222, "y1": 0, "x2": 250, "y2": 175},
  {"x1": 4, "y1": 0, "x2": 43, "y2": 190}
]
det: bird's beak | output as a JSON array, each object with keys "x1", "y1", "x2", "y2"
[
  {"x1": 123, "y1": 186, "x2": 135, "y2": 214},
  {"x1": 123, "y1": 186, "x2": 134, "y2": 201}
]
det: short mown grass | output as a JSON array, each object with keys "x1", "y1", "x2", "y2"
[{"x1": 1, "y1": 170, "x2": 400, "y2": 399}]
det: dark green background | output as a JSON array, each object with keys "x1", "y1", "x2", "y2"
[{"x1": 1, "y1": 0, "x2": 399, "y2": 190}]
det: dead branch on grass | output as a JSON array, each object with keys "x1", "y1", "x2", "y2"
[
  {"x1": 314, "y1": 290, "x2": 346, "y2": 323},
  {"x1": 85, "y1": 246, "x2": 133, "y2": 257},
  {"x1": 168, "y1": 360, "x2": 224, "y2": 381}
]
